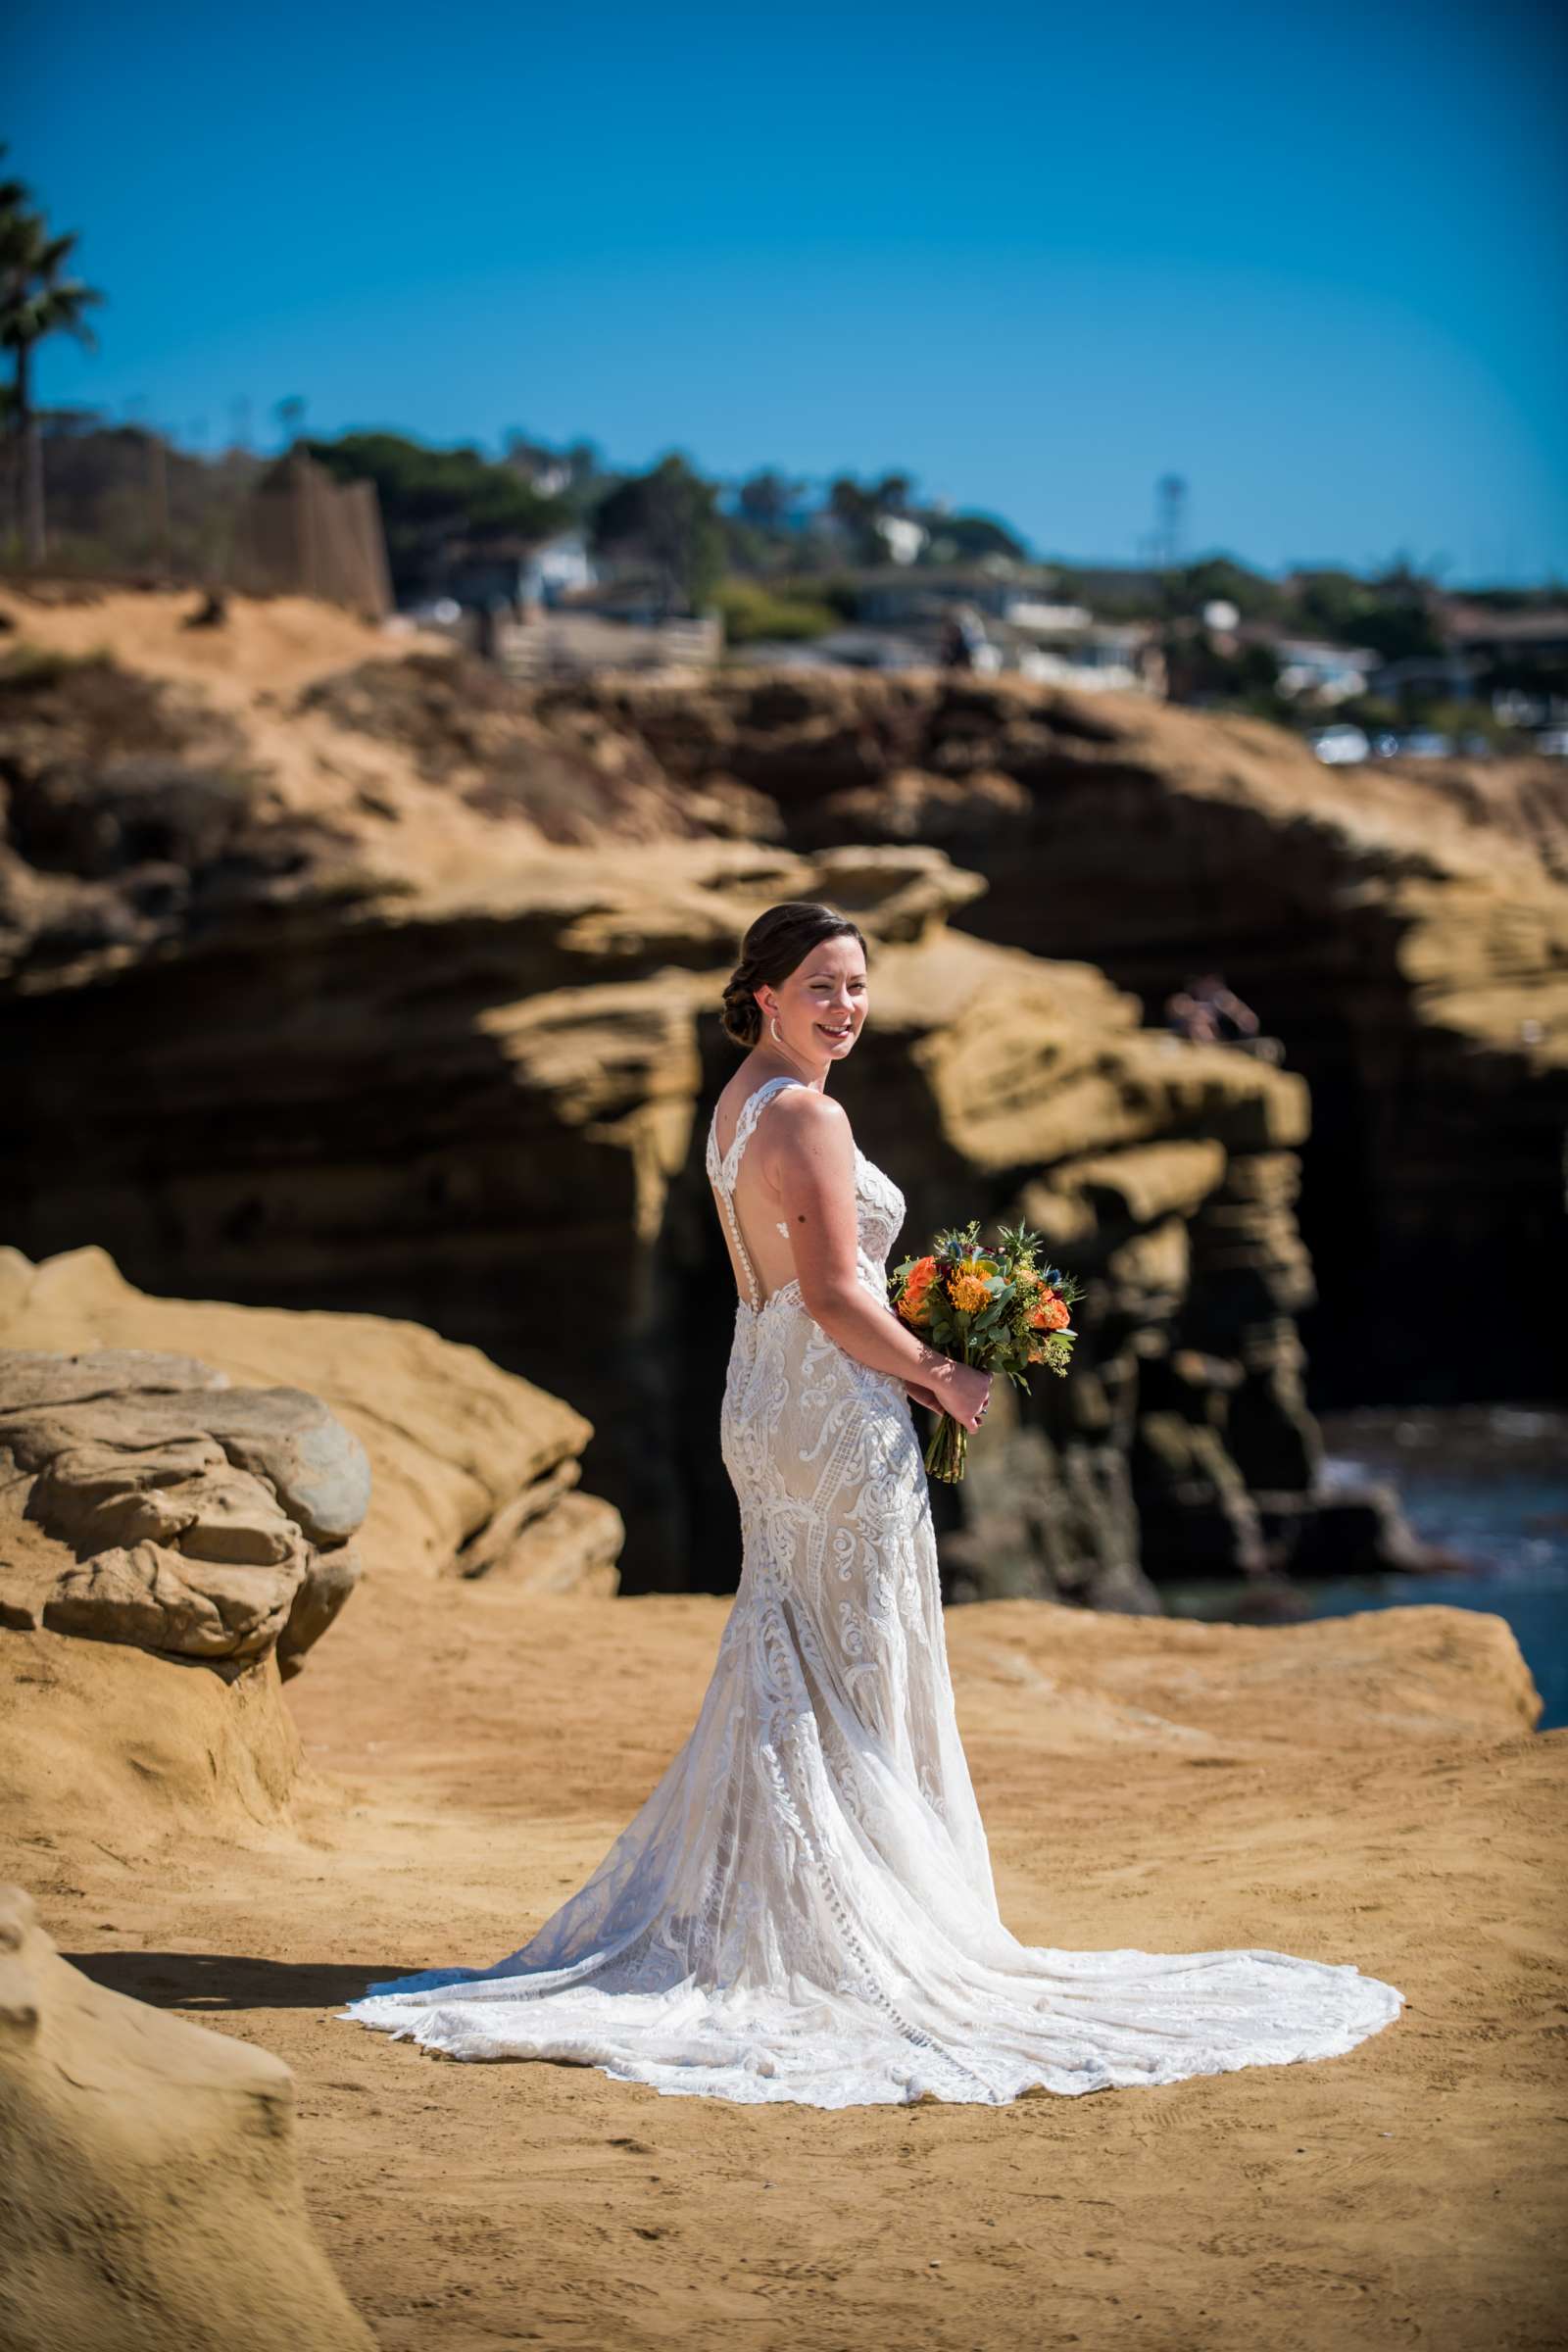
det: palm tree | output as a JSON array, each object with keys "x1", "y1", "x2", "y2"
[{"x1": 0, "y1": 149, "x2": 104, "y2": 564}]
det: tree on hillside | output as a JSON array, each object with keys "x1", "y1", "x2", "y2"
[
  {"x1": 591, "y1": 454, "x2": 724, "y2": 615},
  {"x1": 1355, "y1": 561, "x2": 1446, "y2": 662},
  {"x1": 500, "y1": 428, "x2": 605, "y2": 512},
  {"x1": 0, "y1": 148, "x2": 105, "y2": 564},
  {"x1": 923, "y1": 511, "x2": 1029, "y2": 564},
  {"x1": 303, "y1": 430, "x2": 570, "y2": 598},
  {"x1": 1286, "y1": 566, "x2": 1372, "y2": 639},
  {"x1": 736, "y1": 468, "x2": 805, "y2": 530},
  {"x1": 1163, "y1": 623, "x2": 1284, "y2": 713},
  {"x1": 826, "y1": 471, "x2": 920, "y2": 563},
  {"x1": 1166, "y1": 556, "x2": 1283, "y2": 620}
]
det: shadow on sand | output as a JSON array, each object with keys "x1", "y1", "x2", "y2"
[{"x1": 63, "y1": 1950, "x2": 429, "y2": 2012}]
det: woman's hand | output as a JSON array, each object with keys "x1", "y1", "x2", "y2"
[{"x1": 909, "y1": 1361, "x2": 993, "y2": 1432}]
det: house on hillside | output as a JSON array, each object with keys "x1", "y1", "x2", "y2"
[
  {"x1": 1367, "y1": 648, "x2": 1481, "y2": 704},
  {"x1": 555, "y1": 570, "x2": 690, "y2": 624},
  {"x1": 1006, "y1": 619, "x2": 1163, "y2": 694},
  {"x1": 1443, "y1": 604, "x2": 1568, "y2": 731},
  {"x1": 1044, "y1": 562, "x2": 1166, "y2": 607},
  {"x1": 1443, "y1": 604, "x2": 1568, "y2": 665},
  {"x1": 845, "y1": 564, "x2": 1060, "y2": 628},
  {"x1": 1256, "y1": 636, "x2": 1382, "y2": 705},
  {"x1": 433, "y1": 529, "x2": 598, "y2": 614},
  {"x1": 873, "y1": 514, "x2": 930, "y2": 565},
  {"x1": 811, "y1": 567, "x2": 1164, "y2": 690}
]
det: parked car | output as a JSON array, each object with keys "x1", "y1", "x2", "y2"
[{"x1": 1307, "y1": 723, "x2": 1370, "y2": 765}]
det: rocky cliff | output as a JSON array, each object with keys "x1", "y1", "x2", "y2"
[
  {"x1": 0, "y1": 590, "x2": 1494, "y2": 1599},
  {"x1": 536, "y1": 668, "x2": 1568, "y2": 1404}
]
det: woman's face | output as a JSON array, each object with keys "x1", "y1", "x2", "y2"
[{"x1": 760, "y1": 935, "x2": 868, "y2": 1061}]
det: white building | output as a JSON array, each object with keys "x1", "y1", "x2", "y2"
[{"x1": 1272, "y1": 639, "x2": 1381, "y2": 705}]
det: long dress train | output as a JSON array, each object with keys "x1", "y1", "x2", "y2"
[{"x1": 343, "y1": 1074, "x2": 1402, "y2": 2106}]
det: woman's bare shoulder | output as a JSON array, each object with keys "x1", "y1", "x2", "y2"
[{"x1": 766, "y1": 1084, "x2": 853, "y2": 1151}]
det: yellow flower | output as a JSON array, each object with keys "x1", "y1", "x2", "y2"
[{"x1": 947, "y1": 1269, "x2": 992, "y2": 1314}]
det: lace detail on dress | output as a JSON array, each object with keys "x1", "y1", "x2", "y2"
[{"x1": 344, "y1": 1086, "x2": 1405, "y2": 2107}]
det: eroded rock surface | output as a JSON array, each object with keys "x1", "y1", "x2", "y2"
[
  {"x1": 0, "y1": 799, "x2": 1399, "y2": 1600},
  {"x1": 544, "y1": 667, "x2": 1568, "y2": 1402},
  {"x1": 4, "y1": 601, "x2": 1523, "y2": 1597},
  {"x1": 0, "y1": 1884, "x2": 373, "y2": 2352},
  {"x1": 0, "y1": 1262, "x2": 624, "y2": 1855},
  {"x1": 0, "y1": 1247, "x2": 624, "y2": 1603},
  {"x1": 0, "y1": 1348, "x2": 368, "y2": 1676}
]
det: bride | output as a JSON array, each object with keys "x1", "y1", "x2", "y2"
[{"x1": 344, "y1": 900, "x2": 1403, "y2": 2106}]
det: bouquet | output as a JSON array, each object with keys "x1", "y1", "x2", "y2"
[{"x1": 888, "y1": 1217, "x2": 1082, "y2": 1482}]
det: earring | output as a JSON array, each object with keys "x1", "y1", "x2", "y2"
[{"x1": 769, "y1": 1016, "x2": 783, "y2": 1045}]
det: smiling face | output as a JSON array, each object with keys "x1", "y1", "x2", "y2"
[{"x1": 759, "y1": 933, "x2": 868, "y2": 1063}]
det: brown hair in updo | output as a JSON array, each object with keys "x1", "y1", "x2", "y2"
[{"x1": 720, "y1": 901, "x2": 869, "y2": 1050}]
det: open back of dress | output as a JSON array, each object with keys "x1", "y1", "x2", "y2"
[{"x1": 708, "y1": 1073, "x2": 807, "y2": 1313}]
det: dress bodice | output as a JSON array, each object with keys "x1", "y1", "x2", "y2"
[{"x1": 706, "y1": 1075, "x2": 906, "y2": 1313}]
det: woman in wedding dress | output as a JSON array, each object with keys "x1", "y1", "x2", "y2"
[{"x1": 344, "y1": 901, "x2": 1403, "y2": 2106}]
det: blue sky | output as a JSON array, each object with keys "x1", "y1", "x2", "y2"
[{"x1": 9, "y1": 0, "x2": 1567, "y2": 581}]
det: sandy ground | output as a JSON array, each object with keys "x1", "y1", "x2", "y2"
[
  {"x1": 0, "y1": 581, "x2": 436, "y2": 701},
  {"x1": 7, "y1": 1566, "x2": 1563, "y2": 2352}
]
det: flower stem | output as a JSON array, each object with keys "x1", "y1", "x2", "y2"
[{"x1": 923, "y1": 1412, "x2": 968, "y2": 1482}]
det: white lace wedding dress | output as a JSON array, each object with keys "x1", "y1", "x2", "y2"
[{"x1": 344, "y1": 1074, "x2": 1403, "y2": 2106}]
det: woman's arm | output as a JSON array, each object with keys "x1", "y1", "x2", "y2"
[{"x1": 762, "y1": 1090, "x2": 991, "y2": 1429}]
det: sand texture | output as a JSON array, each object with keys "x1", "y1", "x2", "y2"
[
  {"x1": 0, "y1": 1885, "x2": 374, "y2": 2352},
  {"x1": 4, "y1": 1560, "x2": 1560, "y2": 2352}
]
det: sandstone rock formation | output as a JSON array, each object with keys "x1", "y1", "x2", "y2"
[
  {"x1": 0, "y1": 1884, "x2": 373, "y2": 2352},
  {"x1": 0, "y1": 1347, "x2": 368, "y2": 1677},
  {"x1": 0, "y1": 782, "x2": 1396, "y2": 1601},
  {"x1": 0, "y1": 585, "x2": 758, "y2": 994},
  {"x1": 0, "y1": 1244, "x2": 623, "y2": 1601},
  {"x1": 0, "y1": 1248, "x2": 624, "y2": 1851},
  {"x1": 1, "y1": 592, "x2": 1495, "y2": 1601},
  {"x1": 540, "y1": 668, "x2": 1568, "y2": 1404}
]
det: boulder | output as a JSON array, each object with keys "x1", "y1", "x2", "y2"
[
  {"x1": 0, "y1": 1884, "x2": 373, "y2": 2352},
  {"x1": 0, "y1": 1348, "x2": 367, "y2": 1675},
  {"x1": 0, "y1": 1619, "x2": 301, "y2": 1856},
  {"x1": 0, "y1": 1250, "x2": 624, "y2": 1603},
  {"x1": 0, "y1": 1275, "x2": 624, "y2": 1856}
]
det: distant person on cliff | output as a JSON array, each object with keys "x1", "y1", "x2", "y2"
[
  {"x1": 1165, "y1": 973, "x2": 1284, "y2": 1062},
  {"x1": 940, "y1": 605, "x2": 987, "y2": 669}
]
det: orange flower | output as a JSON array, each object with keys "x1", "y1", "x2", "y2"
[
  {"x1": 899, "y1": 1255, "x2": 938, "y2": 1324},
  {"x1": 1030, "y1": 1289, "x2": 1072, "y2": 1333},
  {"x1": 947, "y1": 1268, "x2": 992, "y2": 1315}
]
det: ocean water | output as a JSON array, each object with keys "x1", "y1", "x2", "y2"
[{"x1": 1163, "y1": 1406, "x2": 1568, "y2": 1733}]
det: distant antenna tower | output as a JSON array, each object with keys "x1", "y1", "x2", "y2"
[{"x1": 1153, "y1": 472, "x2": 1187, "y2": 569}]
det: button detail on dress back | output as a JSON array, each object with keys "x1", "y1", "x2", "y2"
[{"x1": 709, "y1": 1075, "x2": 804, "y2": 1313}]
